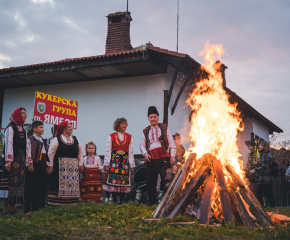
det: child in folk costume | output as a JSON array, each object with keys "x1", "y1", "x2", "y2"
[
  {"x1": 24, "y1": 121, "x2": 48, "y2": 214},
  {"x1": 81, "y1": 142, "x2": 103, "y2": 203},
  {"x1": 103, "y1": 118, "x2": 135, "y2": 204}
]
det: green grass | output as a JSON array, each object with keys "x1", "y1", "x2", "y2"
[{"x1": 0, "y1": 202, "x2": 290, "y2": 240}]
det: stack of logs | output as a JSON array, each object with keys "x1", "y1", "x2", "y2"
[{"x1": 152, "y1": 153, "x2": 273, "y2": 227}]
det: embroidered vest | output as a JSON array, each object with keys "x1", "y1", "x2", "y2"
[
  {"x1": 29, "y1": 136, "x2": 47, "y2": 163},
  {"x1": 143, "y1": 123, "x2": 170, "y2": 159},
  {"x1": 110, "y1": 132, "x2": 131, "y2": 153},
  {"x1": 4, "y1": 123, "x2": 27, "y2": 160}
]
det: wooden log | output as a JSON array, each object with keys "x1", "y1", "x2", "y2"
[
  {"x1": 168, "y1": 165, "x2": 211, "y2": 218},
  {"x1": 199, "y1": 173, "x2": 215, "y2": 225},
  {"x1": 152, "y1": 167, "x2": 182, "y2": 218},
  {"x1": 266, "y1": 212, "x2": 290, "y2": 225},
  {"x1": 226, "y1": 165, "x2": 273, "y2": 226},
  {"x1": 167, "y1": 222, "x2": 195, "y2": 226},
  {"x1": 142, "y1": 219, "x2": 162, "y2": 224},
  {"x1": 213, "y1": 158, "x2": 234, "y2": 223},
  {"x1": 228, "y1": 186, "x2": 255, "y2": 228},
  {"x1": 162, "y1": 153, "x2": 196, "y2": 217}
]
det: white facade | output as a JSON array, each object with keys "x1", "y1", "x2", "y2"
[
  {"x1": 2, "y1": 73, "x2": 172, "y2": 155},
  {"x1": 1, "y1": 67, "x2": 270, "y2": 167}
]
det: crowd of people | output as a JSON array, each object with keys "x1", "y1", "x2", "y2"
[
  {"x1": 0, "y1": 106, "x2": 179, "y2": 215},
  {"x1": 245, "y1": 139, "x2": 290, "y2": 208},
  {"x1": 1, "y1": 105, "x2": 289, "y2": 216}
]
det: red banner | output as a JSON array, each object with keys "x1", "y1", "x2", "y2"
[{"x1": 33, "y1": 91, "x2": 78, "y2": 129}]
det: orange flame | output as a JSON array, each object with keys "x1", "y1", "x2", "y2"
[{"x1": 185, "y1": 41, "x2": 244, "y2": 176}]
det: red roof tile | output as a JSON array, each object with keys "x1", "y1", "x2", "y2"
[{"x1": 0, "y1": 46, "x2": 199, "y2": 72}]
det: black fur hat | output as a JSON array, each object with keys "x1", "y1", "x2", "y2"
[{"x1": 148, "y1": 106, "x2": 159, "y2": 117}]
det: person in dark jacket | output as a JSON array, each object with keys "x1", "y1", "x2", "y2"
[
  {"x1": 250, "y1": 140, "x2": 275, "y2": 207},
  {"x1": 279, "y1": 158, "x2": 290, "y2": 207},
  {"x1": 245, "y1": 140, "x2": 258, "y2": 197}
]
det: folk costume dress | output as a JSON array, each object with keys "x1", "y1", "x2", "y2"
[
  {"x1": 102, "y1": 132, "x2": 135, "y2": 194},
  {"x1": 81, "y1": 155, "x2": 103, "y2": 203},
  {"x1": 24, "y1": 134, "x2": 48, "y2": 213},
  {"x1": 139, "y1": 123, "x2": 176, "y2": 205},
  {"x1": 0, "y1": 108, "x2": 32, "y2": 204},
  {"x1": 47, "y1": 134, "x2": 84, "y2": 205}
]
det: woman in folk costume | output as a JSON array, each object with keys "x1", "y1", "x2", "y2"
[
  {"x1": 103, "y1": 118, "x2": 135, "y2": 204},
  {"x1": 81, "y1": 142, "x2": 103, "y2": 203},
  {"x1": 47, "y1": 121, "x2": 84, "y2": 206},
  {"x1": 24, "y1": 121, "x2": 48, "y2": 214},
  {"x1": 0, "y1": 107, "x2": 32, "y2": 215}
]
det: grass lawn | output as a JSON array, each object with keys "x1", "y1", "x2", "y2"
[{"x1": 0, "y1": 202, "x2": 290, "y2": 240}]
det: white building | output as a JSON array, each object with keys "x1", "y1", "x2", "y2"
[{"x1": 0, "y1": 11, "x2": 282, "y2": 168}]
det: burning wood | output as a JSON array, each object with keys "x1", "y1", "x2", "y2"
[
  {"x1": 152, "y1": 42, "x2": 274, "y2": 228},
  {"x1": 212, "y1": 158, "x2": 234, "y2": 223},
  {"x1": 199, "y1": 173, "x2": 214, "y2": 225},
  {"x1": 152, "y1": 153, "x2": 274, "y2": 227},
  {"x1": 168, "y1": 164, "x2": 211, "y2": 218}
]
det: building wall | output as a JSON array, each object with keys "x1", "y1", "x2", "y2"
[
  {"x1": 252, "y1": 118, "x2": 269, "y2": 141},
  {"x1": 1, "y1": 68, "x2": 270, "y2": 166},
  {"x1": 2, "y1": 74, "x2": 169, "y2": 155},
  {"x1": 237, "y1": 116, "x2": 254, "y2": 169}
]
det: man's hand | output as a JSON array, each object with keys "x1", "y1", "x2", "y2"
[
  {"x1": 129, "y1": 167, "x2": 134, "y2": 172},
  {"x1": 252, "y1": 161, "x2": 257, "y2": 165},
  {"x1": 145, "y1": 153, "x2": 151, "y2": 162},
  {"x1": 46, "y1": 166, "x2": 53, "y2": 174},
  {"x1": 250, "y1": 169, "x2": 255, "y2": 174},
  {"x1": 79, "y1": 165, "x2": 84, "y2": 173},
  {"x1": 170, "y1": 158, "x2": 175, "y2": 165},
  {"x1": 5, "y1": 162, "x2": 11, "y2": 171},
  {"x1": 104, "y1": 166, "x2": 109, "y2": 171},
  {"x1": 28, "y1": 163, "x2": 34, "y2": 173}
]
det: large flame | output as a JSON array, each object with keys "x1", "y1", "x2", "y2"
[{"x1": 185, "y1": 41, "x2": 244, "y2": 175}]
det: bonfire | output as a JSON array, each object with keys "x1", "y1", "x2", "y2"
[{"x1": 152, "y1": 42, "x2": 273, "y2": 227}]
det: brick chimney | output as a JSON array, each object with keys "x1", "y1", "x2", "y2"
[{"x1": 105, "y1": 11, "x2": 132, "y2": 54}]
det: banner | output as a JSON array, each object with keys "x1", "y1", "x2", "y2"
[{"x1": 33, "y1": 91, "x2": 78, "y2": 129}]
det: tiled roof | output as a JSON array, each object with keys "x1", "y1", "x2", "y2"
[
  {"x1": 0, "y1": 46, "x2": 198, "y2": 72},
  {"x1": 0, "y1": 49, "x2": 146, "y2": 72}
]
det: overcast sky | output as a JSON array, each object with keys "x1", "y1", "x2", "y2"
[{"x1": 0, "y1": 0, "x2": 289, "y2": 143}]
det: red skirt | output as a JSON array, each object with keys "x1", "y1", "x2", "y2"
[{"x1": 81, "y1": 168, "x2": 103, "y2": 203}]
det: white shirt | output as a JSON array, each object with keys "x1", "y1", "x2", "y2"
[
  {"x1": 47, "y1": 134, "x2": 84, "y2": 167},
  {"x1": 27, "y1": 133, "x2": 46, "y2": 154},
  {"x1": 104, "y1": 132, "x2": 135, "y2": 168},
  {"x1": 83, "y1": 155, "x2": 104, "y2": 171},
  {"x1": 5, "y1": 125, "x2": 32, "y2": 165},
  {"x1": 139, "y1": 125, "x2": 176, "y2": 159}
]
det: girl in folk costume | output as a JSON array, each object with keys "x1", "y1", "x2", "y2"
[
  {"x1": 103, "y1": 118, "x2": 135, "y2": 204},
  {"x1": 47, "y1": 121, "x2": 84, "y2": 206},
  {"x1": 81, "y1": 142, "x2": 103, "y2": 203},
  {"x1": 0, "y1": 108, "x2": 32, "y2": 215},
  {"x1": 24, "y1": 121, "x2": 48, "y2": 214}
]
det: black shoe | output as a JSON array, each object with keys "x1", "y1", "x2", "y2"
[{"x1": 9, "y1": 211, "x2": 17, "y2": 215}]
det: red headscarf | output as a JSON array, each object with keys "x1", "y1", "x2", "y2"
[
  {"x1": 56, "y1": 121, "x2": 69, "y2": 136},
  {"x1": 9, "y1": 107, "x2": 25, "y2": 126}
]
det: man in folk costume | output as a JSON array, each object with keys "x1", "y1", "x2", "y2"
[{"x1": 140, "y1": 106, "x2": 176, "y2": 205}]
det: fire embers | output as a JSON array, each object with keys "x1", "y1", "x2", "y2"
[{"x1": 153, "y1": 153, "x2": 273, "y2": 227}]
